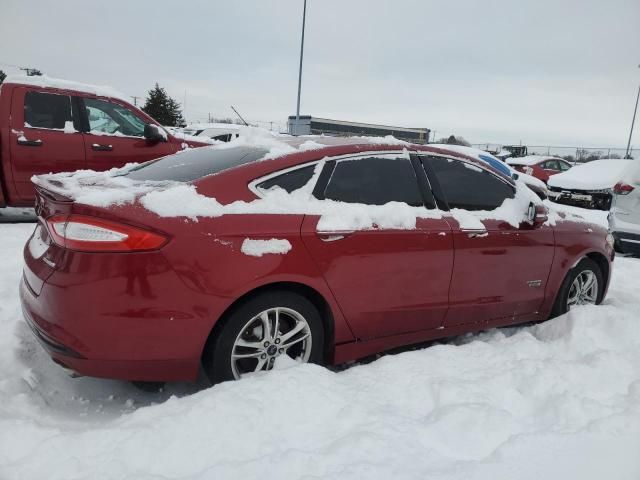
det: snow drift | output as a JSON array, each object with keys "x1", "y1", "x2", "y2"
[{"x1": 0, "y1": 223, "x2": 639, "y2": 479}]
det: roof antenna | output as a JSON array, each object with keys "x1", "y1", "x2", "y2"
[{"x1": 231, "y1": 105, "x2": 249, "y2": 126}]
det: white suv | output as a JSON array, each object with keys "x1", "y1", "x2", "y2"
[{"x1": 609, "y1": 161, "x2": 640, "y2": 255}]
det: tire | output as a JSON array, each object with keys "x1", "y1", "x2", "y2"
[
  {"x1": 550, "y1": 257, "x2": 604, "y2": 318},
  {"x1": 203, "y1": 290, "x2": 325, "y2": 385}
]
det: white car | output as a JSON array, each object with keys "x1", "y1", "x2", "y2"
[
  {"x1": 183, "y1": 123, "x2": 243, "y2": 142},
  {"x1": 547, "y1": 159, "x2": 633, "y2": 210},
  {"x1": 609, "y1": 160, "x2": 640, "y2": 255}
]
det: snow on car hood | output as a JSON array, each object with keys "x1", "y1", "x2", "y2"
[{"x1": 547, "y1": 159, "x2": 633, "y2": 191}]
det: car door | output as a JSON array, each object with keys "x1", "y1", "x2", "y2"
[
  {"x1": 300, "y1": 153, "x2": 454, "y2": 340},
  {"x1": 421, "y1": 154, "x2": 555, "y2": 327},
  {"x1": 8, "y1": 88, "x2": 86, "y2": 203},
  {"x1": 78, "y1": 96, "x2": 177, "y2": 171}
]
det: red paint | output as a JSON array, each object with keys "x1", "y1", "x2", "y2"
[
  {"x1": 0, "y1": 81, "x2": 208, "y2": 207},
  {"x1": 511, "y1": 158, "x2": 571, "y2": 184},
  {"x1": 20, "y1": 143, "x2": 614, "y2": 382}
]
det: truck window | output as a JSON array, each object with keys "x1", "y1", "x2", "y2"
[
  {"x1": 84, "y1": 98, "x2": 146, "y2": 137},
  {"x1": 24, "y1": 91, "x2": 73, "y2": 129}
]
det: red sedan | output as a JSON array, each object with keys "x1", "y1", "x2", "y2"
[
  {"x1": 20, "y1": 139, "x2": 614, "y2": 385},
  {"x1": 507, "y1": 156, "x2": 572, "y2": 184}
]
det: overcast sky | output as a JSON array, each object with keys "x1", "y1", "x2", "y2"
[{"x1": 1, "y1": 0, "x2": 639, "y2": 147}]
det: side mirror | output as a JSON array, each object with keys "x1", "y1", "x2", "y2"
[
  {"x1": 527, "y1": 203, "x2": 548, "y2": 228},
  {"x1": 144, "y1": 124, "x2": 167, "y2": 142}
]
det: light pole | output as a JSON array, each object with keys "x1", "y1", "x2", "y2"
[
  {"x1": 293, "y1": 0, "x2": 308, "y2": 136},
  {"x1": 624, "y1": 65, "x2": 640, "y2": 159}
]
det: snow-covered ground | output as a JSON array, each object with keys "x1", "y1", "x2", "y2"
[{"x1": 1, "y1": 217, "x2": 639, "y2": 479}]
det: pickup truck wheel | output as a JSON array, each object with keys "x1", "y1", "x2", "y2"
[{"x1": 550, "y1": 258, "x2": 603, "y2": 318}]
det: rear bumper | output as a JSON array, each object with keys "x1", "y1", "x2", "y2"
[
  {"x1": 19, "y1": 236, "x2": 219, "y2": 382},
  {"x1": 20, "y1": 275, "x2": 200, "y2": 381}
]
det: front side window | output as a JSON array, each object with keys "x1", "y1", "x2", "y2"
[
  {"x1": 84, "y1": 98, "x2": 146, "y2": 137},
  {"x1": 322, "y1": 156, "x2": 424, "y2": 207},
  {"x1": 24, "y1": 91, "x2": 73, "y2": 129},
  {"x1": 427, "y1": 156, "x2": 515, "y2": 211},
  {"x1": 558, "y1": 161, "x2": 571, "y2": 171},
  {"x1": 542, "y1": 160, "x2": 560, "y2": 170}
]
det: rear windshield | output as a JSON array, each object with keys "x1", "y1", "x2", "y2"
[{"x1": 124, "y1": 146, "x2": 268, "y2": 182}]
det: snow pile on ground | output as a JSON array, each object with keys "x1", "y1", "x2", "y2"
[
  {"x1": 241, "y1": 238, "x2": 292, "y2": 257},
  {"x1": 548, "y1": 159, "x2": 633, "y2": 190},
  {"x1": 0, "y1": 223, "x2": 639, "y2": 479}
]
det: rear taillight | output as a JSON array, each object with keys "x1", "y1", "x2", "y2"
[
  {"x1": 613, "y1": 182, "x2": 635, "y2": 195},
  {"x1": 46, "y1": 215, "x2": 167, "y2": 252}
]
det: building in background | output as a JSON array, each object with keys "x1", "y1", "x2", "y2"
[{"x1": 288, "y1": 115, "x2": 430, "y2": 144}]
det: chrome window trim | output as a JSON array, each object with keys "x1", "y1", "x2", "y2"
[{"x1": 247, "y1": 150, "x2": 408, "y2": 198}]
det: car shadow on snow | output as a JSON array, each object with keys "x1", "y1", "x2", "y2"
[{"x1": 13, "y1": 320, "x2": 211, "y2": 421}]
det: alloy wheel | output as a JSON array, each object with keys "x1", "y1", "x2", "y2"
[
  {"x1": 230, "y1": 307, "x2": 312, "y2": 379},
  {"x1": 566, "y1": 270, "x2": 598, "y2": 308}
]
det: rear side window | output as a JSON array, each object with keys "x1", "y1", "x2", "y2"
[
  {"x1": 323, "y1": 157, "x2": 424, "y2": 207},
  {"x1": 427, "y1": 156, "x2": 515, "y2": 211},
  {"x1": 257, "y1": 165, "x2": 316, "y2": 193},
  {"x1": 125, "y1": 146, "x2": 268, "y2": 182},
  {"x1": 24, "y1": 91, "x2": 72, "y2": 129},
  {"x1": 542, "y1": 160, "x2": 560, "y2": 170}
]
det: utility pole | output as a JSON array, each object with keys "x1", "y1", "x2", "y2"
[
  {"x1": 130, "y1": 96, "x2": 140, "y2": 107},
  {"x1": 293, "y1": 0, "x2": 308, "y2": 135},
  {"x1": 231, "y1": 105, "x2": 249, "y2": 126},
  {"x1": 625, "y1": 65, "x2": 640, "y2": 159}
]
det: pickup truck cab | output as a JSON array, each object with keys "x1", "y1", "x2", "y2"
[{"x1": 0, "y1": 75, "x2": 210, "y2": 208}]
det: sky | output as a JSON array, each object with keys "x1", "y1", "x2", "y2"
[{"x1": 0, "y1": 0, "x2": 639, "y2": 148}]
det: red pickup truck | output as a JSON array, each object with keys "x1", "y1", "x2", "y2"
[{"x1": 0, "y1": 76, "x2": 209, "y2": 208}]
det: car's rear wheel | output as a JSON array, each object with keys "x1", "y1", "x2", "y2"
[
  {"x1": 203, "y1": 290, "x2": 325, "y2": 385},
  {"x1": 551, "y1": 257, "x2": 603, "y2": 317}
]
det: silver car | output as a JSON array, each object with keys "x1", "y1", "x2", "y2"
[{"x1": 609, "y1": 161, "x2": 640, "y2": 255}]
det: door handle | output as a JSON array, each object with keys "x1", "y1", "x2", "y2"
[
  {"x1": 461, "y1": 229, "x2": 488, "y2": 238},
  {"x1": 317, "y1": 231, "x2": 354, "y2": 242},
  {"x1": 17, "y1": 138, "x2": 43, "y2": 147},
  {"x1": 92, "y1": 143, "x2": 113, "y2": 151}
]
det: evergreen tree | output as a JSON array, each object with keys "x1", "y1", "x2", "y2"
[
  {"x1": 0, "y1": 70, "x2": 6, "y2": 85},
  {"x1": 141, "y1": 83, "x2": 185, "y2": 127}
]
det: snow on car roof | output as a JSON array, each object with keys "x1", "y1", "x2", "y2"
[
  {"x1": 3, "y1": 74, "x2": 128, "y2": 101},
  {"x1": 506, "y1": 155, "x2": 559, "y2": 166},
  {"x1": 547, "y1": 159, "x2": 633, "y2": 191}
]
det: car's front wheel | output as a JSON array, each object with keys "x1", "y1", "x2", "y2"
[
  {"x1": 203, "y1": 290, "x2": 325, "y2": 384},
  {"x1": 551, "y1": 257, "x2": 603, "y2": 317}
]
